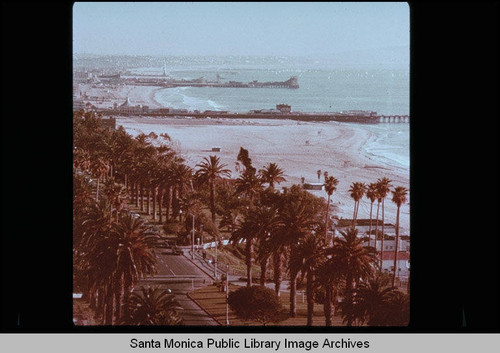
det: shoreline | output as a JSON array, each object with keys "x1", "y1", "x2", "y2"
[
  {"x1": 77, "y1": 82, "x2": 409, "y2": 233},
  {"x1": 115, "y1": 115, "x2": 410, "y2": 234}
]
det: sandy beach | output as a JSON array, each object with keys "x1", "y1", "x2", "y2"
[
  {"x1": 76, "y1": 78, "x2": 410, "y2": 233},
  {"x1": 115, "y1": 115, "x2": 410, "y2": 234},
  {"x1": 78, "y1": 78, "x2": 409, "y2": 234}
]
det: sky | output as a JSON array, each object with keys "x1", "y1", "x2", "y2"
[{"x1": 73, "y1": 2, "x2": 409, "y2": 57}]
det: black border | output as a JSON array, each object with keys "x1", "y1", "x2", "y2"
[{"x1": 1, "y1": 1, "x2": 498, "y2": 333}]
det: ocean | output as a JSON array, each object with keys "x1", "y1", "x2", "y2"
[{"x1": 147, "y1": 56, "x2": 410, "y2": 172}]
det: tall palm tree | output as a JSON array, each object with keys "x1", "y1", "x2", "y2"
[
  {"x1": 172, "y1": 163, "x2": 193, "y2": 221},
  {"x1": 254, "y1": 206, "x2": 280, "y2": 287},
  {"x1": 333, "y1": 228, "x2": 377, "y2": 326},
  {"x1": 108, "y1": 215, "x2": 158, "y2": 323},
  {"x1": 195, "y1": 155, "x2": 231, "y2": 225},
  {"x1": 121, "y1": 286, "x2": 183, "y2": 325},
  {"x1": 323, "y1": 175, "x2": 339, "y2": 244},
  {"x1": 90, "y1": 156, "x2": 110, "y2": 201},
  {"x1": 235, "y1": 170, "x2": 263, "y2": 206},
  {"x1": 391, "y1": 186, "x2": 408, "y2": 287},
  {"x1": 75, "y1": 199, "x2": 113, "y2": 317},
  {"x1": 103, "y1": 177, "x2": 127, "y2": 223},
  {"x1": 349, "y1": 273, "x2": 399, "y2": 326},
  {"x1": 274, "y1": 186, "x2": 324, "y2": 317},
  {"x1": 73, "y1": 148, "x2": 91, "y2": 174},
  {"x1": 315, "y1": 254, "x2": 343, "y2": 326},
  {"x1": 231, "y1": 205, "x2": 279, "y2": 287},
  {"x1": 289, "y1": 232, "x2": 325, "y2": 325},
  {"x1": 348, "y1": 182, "x2": 366, "y2": 227},
  {"x1": 317, "y1": 169, "x2": 321, "y2": 181},
  {"x1": 259, "y1": 162, "x2": 286, "y2": 190},
  {"x1": 365, "y1": 183, "x2": 378, "y2": 247},
  {"x1": 73, "y1": 173, "x2": 94, "y2": 221},
  {"x1": 376, "y1": 178, "x2": 392, "y2": 268}
]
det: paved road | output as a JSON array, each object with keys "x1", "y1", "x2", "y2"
[{"x1": 135, "y1": 248, "x2": 219, "y2": 326}]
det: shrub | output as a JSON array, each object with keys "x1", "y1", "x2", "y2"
[{"x1": 228, "y1": 286, "x2": 287, "y2": 325}]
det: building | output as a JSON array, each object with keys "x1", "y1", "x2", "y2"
[
  {"x1": 362, "y1": 238, "x2": 410, "y2": 252},
  {"x1": 114, "y1": 97, "x2": 145, "y2": 114},
  {"x1": 381, "y1": 251, "x2": 410, "y2": 279},
  {"x1": 341, "y1": 110, "x2": 377, "y2": 117},
  {"x1": 98, "y1": 73, "x2": 121, "y2": 84},
  {"x1": 276, "y1": 104, "x2": 291, "y2": 113},
  {"x1": 303, "y1": 182, "x2": 324, "y2": 191}
]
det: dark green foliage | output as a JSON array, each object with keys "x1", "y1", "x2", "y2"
[
  {"x1": 228, "y1": 286, "x2": 287, "y2": 325},
  {"x1": 237, "y1": 147, "x2": 254, "y2": 174},
  {"x1": 121, "y1": 286, "x2": 183, "y2": 325}
]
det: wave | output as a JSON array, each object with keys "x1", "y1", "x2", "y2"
[{"x1": 155, "y1": 87, "x2": 225, "y2": 111}]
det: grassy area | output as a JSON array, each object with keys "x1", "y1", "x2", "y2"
[
  {"x1": 203, "y1": 246, "x2": 262, "y2": 279},
  {"x1": 189, "y1": 283, "x2": 346, "y2": 326}
]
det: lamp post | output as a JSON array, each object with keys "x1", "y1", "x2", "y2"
[
  {"x1": 214, "y1": 241, "x2": 218, "y2": 279},
  {"x1": 191, "y1": 213, "x2": 195, "y2": 260},
  {"x1": 226, "y1": 264, "x2": 230, "y2": 326}
]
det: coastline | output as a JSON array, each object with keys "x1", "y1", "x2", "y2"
[
  {"x1": 79, "y1": 82, "x2": 409, "y2": 233},
  {"x1": 115, "y1": 115, "x2": 410, "y2": 234},
  {"x1": 78, "y1": 84, "x2": 164, "y2": 110}
]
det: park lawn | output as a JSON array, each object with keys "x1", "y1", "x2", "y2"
[{"x1": 189, "y1": 284, "x2": 346, "y2": 326}]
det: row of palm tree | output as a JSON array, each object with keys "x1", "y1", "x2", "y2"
[
  {"x1": 73, "y1": 111, "x2": 189, "y2": 324},
  {"x1": 347, "y1": 179, "x2": 408, "y2": 287}
]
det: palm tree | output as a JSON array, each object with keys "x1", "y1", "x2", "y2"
[
  {"x1": 172, "y1": 163, "x2": 193, "y2": 221},
  {"x1": 73, "y1": 148, "x2": 91, "y2": 174},
  {"x1": 376, "y1": 178, "x2": 392, "y2": 268},
  {"x1": 349, "y1": 273, "x2": 398, "y2": 326},
  {"x1": 315, "y1": 254, "x2": 343, "y2": 326},
  {"x1": 195, "y1": 155, "x2": 231, "y2": 225},
  {"x1": 108, "y1": 215, "x2": 158, "y2": 323},
  {"x1": 274, "y1": 186, "x2": 324, "y2": 317},
  {"x1": 75, "y1": 199, "x2": 113, "y2": 318},
  {"x1": 348, "y1": 182, "x2": 366, "y2": 227},
  {"x1": 121, "y1": 286, "x2": 183, "y2": 325},
  {"x1": 289, "y1": 232, "x2": 325, "y2": 325},
  {"x1": 259, "y1": 162, "x2": 286, "y2": 190},
  {"x1": 317, "y1": 169, "x2": 321, "y2": 181},
  {"x1": 365, "y1": 183, "x2": 378, "y2": 247},
  {"x1": 90, "y1": 156, "x2": 110, "y2": 201},
  {"x1": 391, "y1": 186, "x2": 408, "y2": 287},
  {"x1": 231, "y1": 205, "x2": 279, "y2": 287},
  {"x1": 323, "y1": 171, "x2": 328, "y2": 182},
  {"x1": 103, "y1": 177, "x2": 127, "y2": 223},
  {"x1": 333, "y1": 228, "x2": 377, "y2": 326},
  {"x1": 73, "y1": 173, "x2": 94, "y2": 221},
  {"x1": 323, "y1": 175, "x2": 339, "y2": 244},
  {"x1": 384, "y1": 290, "x2": 410, "y2": 326},
  {"x1": 253, "y1": 206, "x2": 280, "y2": 287},
  {"x1": 235, "y1": 170, "x2": 263, "y2": 205}
]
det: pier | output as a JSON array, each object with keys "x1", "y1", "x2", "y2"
[
  {"x1": 378, "y1": 115, "x2": 409, "y2": 123},
  {"x1": 122, "y1": 76, "x2": 299, "y2": 89},
  {"x1": 97, "y1": 106, "x2": 409, "y2": 124}
]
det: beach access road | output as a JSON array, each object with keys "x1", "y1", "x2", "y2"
[{"x1": 135, "y1": 247, "x2": 218, "y2": 326}]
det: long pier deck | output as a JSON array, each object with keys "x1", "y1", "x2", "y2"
[
  {"x1": 118, "y1": 76, "x2": 300, "y2": 89},
  {"x1": 100, "y1": 109, "x2": 409, "y2": 124}
]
